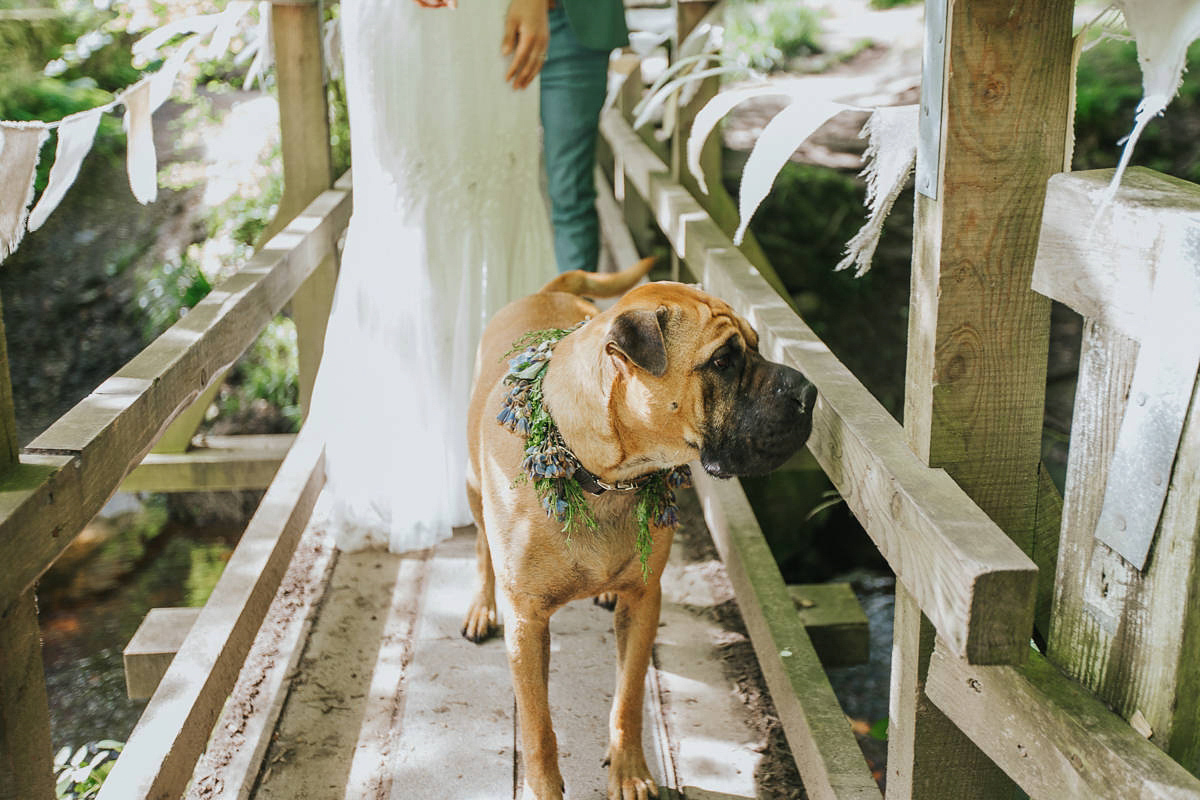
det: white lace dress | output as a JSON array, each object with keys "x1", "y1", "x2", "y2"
[{"x1": 306, "y1": 0, "x2": 557, "y2": 553}]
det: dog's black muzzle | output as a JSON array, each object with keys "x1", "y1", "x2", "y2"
[{"x1": 699, "y1": 357, "x2": 817, "y2": 479}]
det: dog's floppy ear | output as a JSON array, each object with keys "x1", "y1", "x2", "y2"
[{"x1": 606, "y1": 308, "x2": 668, "y2": 377}]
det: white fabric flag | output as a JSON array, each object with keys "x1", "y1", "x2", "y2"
[
  {"x1": 27, "y1": 109, "x2": 103, "y2": 231},
  {"x1": 0, "y1": 121, "x2": 50, "y2": 259},
  {"x1": 149, "y1": 33, "x2": 202, "y2": 112},
  {"x1": 1100, "y1": 0, "x2": 1200, "y2": 209},
  {"x1": 836, "y1": 104, "x2": 920, "y2": 277},
  {"x1": 121, "y1": 79, "x2": 158, "y2": 205}
]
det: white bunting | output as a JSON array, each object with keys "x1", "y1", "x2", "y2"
[
  {"x1": 0, "y1": 121, "x2": 49, "y2": 260},
  {"x1": 836, "y1": 105, "x2": 920, "y2": 277},
  {"x1": 121, "y1": 79, "x2": 158, "y2": 205},
  {"x1": 27, "y1": 109, "x2": 103, "y2": 231}
]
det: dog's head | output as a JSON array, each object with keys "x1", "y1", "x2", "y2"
[{"x1": 601, "y1": 282, "x2": 817, "y2": 478}]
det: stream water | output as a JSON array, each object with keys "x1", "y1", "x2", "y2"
[{"x1": 37, "y1": 493, "x2": 244, "y2": 752}]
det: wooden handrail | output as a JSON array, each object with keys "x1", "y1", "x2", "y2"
[
  {"x1": 600, "y1": 108, "x2": 1038, "y2": 665},
  {"x1": 0, "y1": 172, "x2": 350, "y2": 618}
]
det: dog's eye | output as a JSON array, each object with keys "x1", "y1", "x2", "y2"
[{"x1": 708, "y1": 348, "x2": 740, "y2": 374}]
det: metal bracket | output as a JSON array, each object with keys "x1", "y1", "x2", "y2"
[
  {"x1": 916, "y1": 0, "x2": 948, "y2": 199},
  {"x1": 1094, "y1": 235, "x2": 1200, "y2": 570}
]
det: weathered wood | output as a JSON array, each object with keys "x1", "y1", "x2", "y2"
[
  {"x1": 123, "y1": 607, "x2": 202, "y2": 700},
  {"x1": 186, "y1": 522, "x2": 336, "y2": 800},
  {"x1": 97, "y1": 436, "x2": 324, "y2": 800},
  {"x1": 1048, "y1": 316, "x2": 1200, "y2": 773},
  {"x1": 1032, "y1": 168, "x2": 1200, "y2": 343},
  {"x1": 596, "y1": 165, "x2": 642, "y2": 274},
  {"x1": 896, "y1": 0, "x2": 1075, "y2": 796},
  {"x1": 0, "y1": 297, "x2": 17, "y2": 466},
  {"x1": 692, "y1": 469, "x2": 881, "y2": 800},
  {"x1": 0, "y1": 591, "x2": 55, "y2": 800},
  {"x1": 269, "y1": 0, "x2": 336, "y2": 421},
  {"x1": 789, "y1": 583, "x2": 869, "y2": 668},
  {"x1": 1033, "y1": 462, "x2": 1063, "y2": 642},
  {"x1": 601, "y1": 109, "x2": 1038, "y2": 665},
  {"x1": 1, "y1": 184, "x2": 349, "y2": 615},
  {"x1": 0, "y1": 290, "x2": 56, "y2": 800},
  {"x1": 121, "y1": 433, "x2": 295, "y2": 493},
  {"x1": 926, "y1": 641, "x2": 1200, "y2": 799}
]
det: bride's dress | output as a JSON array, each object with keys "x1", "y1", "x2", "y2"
[{"x1": 306, "y1": 0, "x2": 557, "y2": 553}]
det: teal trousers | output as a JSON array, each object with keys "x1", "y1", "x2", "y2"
[{"x1": 541, "y1": 6, "x2": 610, "y2": 273}]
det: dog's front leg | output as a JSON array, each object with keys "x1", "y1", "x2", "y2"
[
  {"x1": 606, "y1": 584, "x2": 662, "y2": 800},
  {"x1": 506, "y1": 608, "x2": 565, "y2": 800}
]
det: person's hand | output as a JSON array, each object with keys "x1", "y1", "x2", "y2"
[
  {"x1": 501, "y1": 0, "x2": 549, "y2": 90},
  {"x1": 412, "y1": 0, "x2": 457, "y2": 7}
]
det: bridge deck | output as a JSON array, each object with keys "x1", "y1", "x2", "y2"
[{"x1": 187, "y1": 490, "x2": 802, "y2": 800}]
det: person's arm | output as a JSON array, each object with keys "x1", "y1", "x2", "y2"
[{"x1": 501, "y1": 0, "x2": 550, "y2": 90}]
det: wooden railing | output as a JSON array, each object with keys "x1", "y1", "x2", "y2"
[
  {"x1": 599, "y1": 1, "x2": 1200, "y2": 798},
  {"x1": 0, "y1": 3, "x2": 340, "y2": 798},
  {"x1": 4, "y1": 2, "x2": 1200, "y2": 799}
]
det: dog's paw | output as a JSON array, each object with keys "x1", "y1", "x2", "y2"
[
  {"x1": 461, "y1": 597, "x2": 498, "y2": 643},
  {"x1": 605, "y1": 748, "x2": 658, "y2": 800},
  {"x1": 593, "y1": 593, "x2": 618, "y2": 611}
]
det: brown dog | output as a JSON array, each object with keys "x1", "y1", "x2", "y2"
[{"x1": 462, "y1": 257, "x2": 816, "y2": 800}]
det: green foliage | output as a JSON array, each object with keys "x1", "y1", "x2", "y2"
[
  {"x1": 724, "y1": 0, "x2": 823, "y2": 72},
  {"x1": 54, "y1": 740, "x2": 124, "y2": 800},
  {"x1": 218, "y1": 317, "x2": 302, "y2": 431},
  {"x1": 1074, "y1": 38, "x2": 1200, "y2": 183},
  {"x1": 134, "y1": 252, "x2": 213, "y2": 341},
  {"x1": 868, "y1": 0, "x2": 920, "y2": 8},
  {"x1": 185, "y1": 540, "x2": 232, "y2": 606}
]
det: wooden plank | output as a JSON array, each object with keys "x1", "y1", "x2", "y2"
[
  {"x1": 121, "y1": 433, "x2": 295, "y2": 492},
  {"x1": 1047, "y1": 318, "x2": 1200, "y2": 772},
  {"x1": 656, "y1": 514, "x2": 773, "y2": 797},
  {"x1": 268, "y1": 0, "x2": 336, "y2": 421},
  {"x1": 0, "y1": 296, "x2": 17, "y2": 466},
  {"x1": 96, "y1": 436, "x2": 324, "y2": 800},
  {"x1": 187, "y1": 522, "x2": 337, "y2": 800},
  {"x1": 0, "y1": 290, "x2": 56, "y2": 800},
  {"x1": 601, "y1": 108, "x2": 1038, "y2": 665},
  {"x1": 251, "y1": 548, "x2": 429, "y2": 800},
  {"x1": 789, "y1": 583, "x2": 869, "y2": 668},
  {"x1": 692, "y1": 468, "x2": 881, "y2": 800},
  {"x1": 0, "y1": 591, "x2": 55, "y2": 800},
  {"x1": 123, "y1": 607, "x2": 203, "y2": 701},
  {"x1": 1032, "y1": 168, "x2": 1200, "y2": 343},
  {"x1": 0, "y1": 184, "x2": 349, "y2": 614},
  {"x1": 897, "y1": 0, "x2": 1075, "y2": 796},
  {"x1": 595, "y1": 165, "x2": 642, "y2": 273},
  {"x1": 926, "y1": 641, "x2": 1200, "y2": 799}
]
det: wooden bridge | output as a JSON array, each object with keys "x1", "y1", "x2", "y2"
[{"x1": 3, "y1": 1, "x2": 1200, "y2": 799}]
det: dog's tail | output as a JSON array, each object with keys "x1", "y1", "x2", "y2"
[{"x1": 538, "y1": 256, "x2": 657, "y2": 298}]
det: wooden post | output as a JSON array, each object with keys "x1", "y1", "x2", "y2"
[
  {"x1": 271, "y1": 0, "x2": 336, "y2": 422},
  {"x1": 893, "y1": 1, "x2": 1075, "y2": 797},
  {"x1": 0, "y1": 296, "x2": 55, "y2": 800},
  {"x1": 1037, "y1": 169, "x2": 1200, "y2": 774},
  {"x1": 151, "y1": 0, "x2": 335, "y2": 452}
]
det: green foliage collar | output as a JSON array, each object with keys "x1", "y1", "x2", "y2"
[{"x1": 496, "y1": 326, "x2": 691, "y2": 579}]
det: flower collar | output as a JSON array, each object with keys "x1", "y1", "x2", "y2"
[{"x1": 496, "y1": 324, "x2": 691, "y2": 578}]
